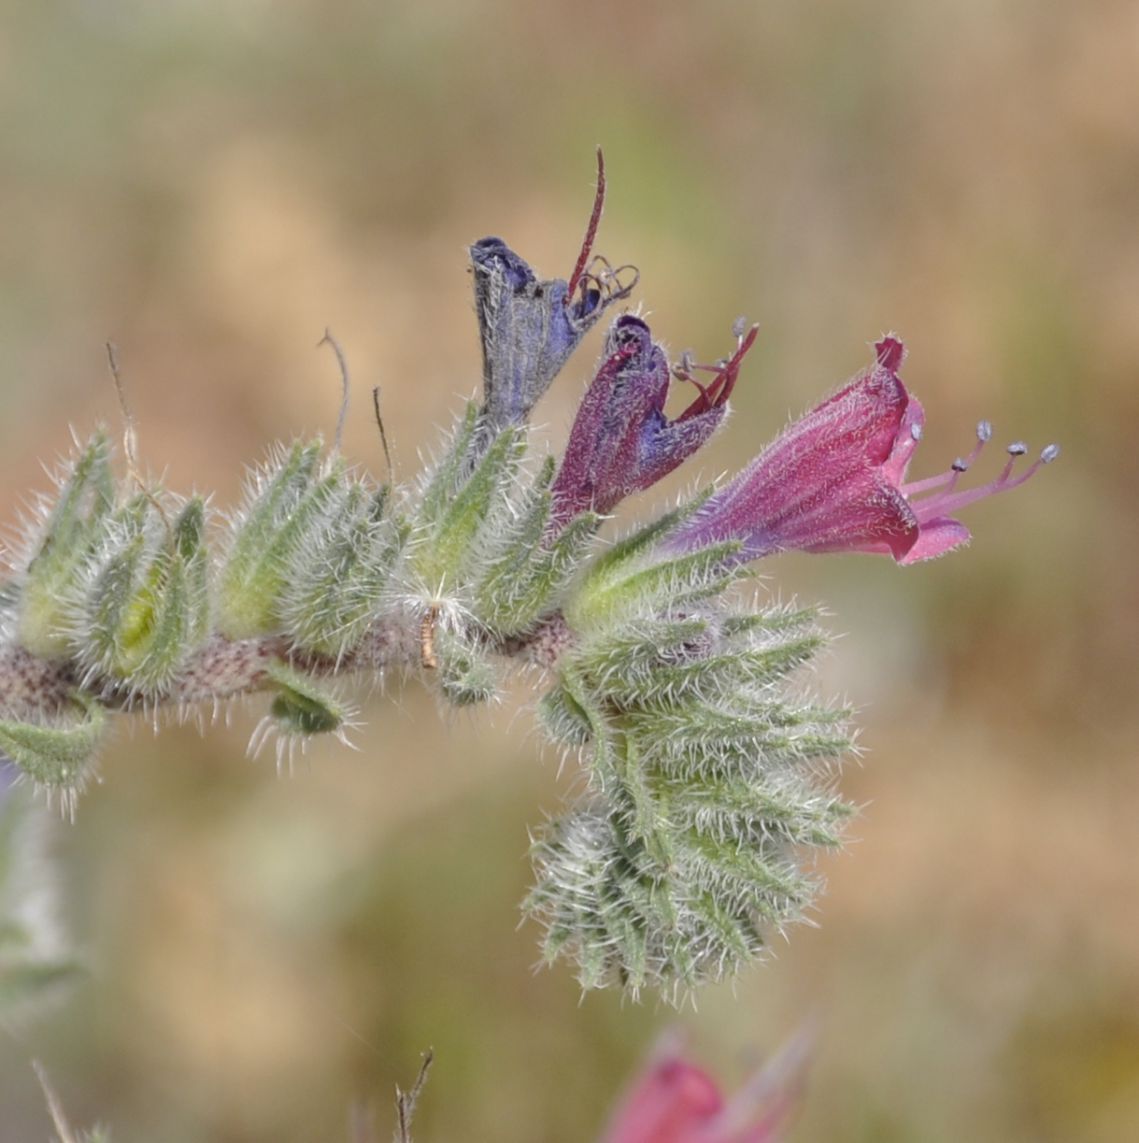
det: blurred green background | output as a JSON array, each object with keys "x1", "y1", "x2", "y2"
[{"x1": 1, "y1": 1, "x2": 1136, "y2": 1139}]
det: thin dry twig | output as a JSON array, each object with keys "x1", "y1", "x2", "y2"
[
  {"x1": 105, "y1": 341, "x2": 170, "y2": 527},
  {"x1": 394, "y1": 1049, "x2": 434, "y2": 1143},
  {"x1": 371, "y1": 385, "x2": 394, "y2": 480},
  {"x1": 33, "y1": 1060, "x2": 79, "y2": 1143},
  {"x1": 318, "y1": 328, "x2": 352, "y2": 454}
]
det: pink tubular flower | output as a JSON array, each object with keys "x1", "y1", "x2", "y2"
[
  {"x1": 598, "y1": 1032, "x2": 809, "y2": 1143},
  {"x1": 666, "y1": 335, "x2": 1059, "y2": 564},
  {"x1": 551, "y1": 315, "x2": 758, "y2": 525}
]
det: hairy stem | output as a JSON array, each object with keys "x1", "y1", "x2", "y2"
[{"x1": 0, "y1": 613, "x2": 574, "y2": 721}]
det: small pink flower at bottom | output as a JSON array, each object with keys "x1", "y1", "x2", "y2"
[
  {"x1": 666, "y1": 335, "x2": 1059, "y2": 565},
  {"x1": 598, "y1": 1031, "x2": 810, "y2": 1143}
]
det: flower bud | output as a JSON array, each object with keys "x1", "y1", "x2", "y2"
[
  {"x1": 409, "y1": 409, "x2": 527, "y2": 593},
  {"x1": 17, "y1": 433, "x2": 116, "y2": 658},
  {"x1": 474, "y1": 459, "x2": 601, "y2": 637},
  {"x1": 70, "y1": 495, "x2": 211, "y2": 696},
  {"x1": 281, "y1": 482, "x2": 407, "y2": 660},
  {"x1": 219, "y1": 441, "x2": 349, "y2": 638}
]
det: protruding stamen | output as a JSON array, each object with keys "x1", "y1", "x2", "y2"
[
  {"x1": 372, "y1": 385, "x2": 394, "y2": 479},
  {"x1": 566, "y1": 148, "x2": 607, "y2": 304},
  {"x1": 672, "y1": 325, "x2": 759, "y2": 418},
  {"x1": 903, "y1": 420, "x2": 990, "y2": 497},
  {"x1": 911, "y1": 435, "x2": 1056, "y2": 521},
  {"x1": 676, "y1": 369, "x2": 713, "y2": 403},
  {"x1": 732, "y1": 315, "x2": 748, "y2": 341},
  {"x1": 576, "y1": 253, "x2": 638, "y2": 310},
  {"x1": 953, "y1": 421, "x2": 992, "y2": 478},
  {"x1": 903, "y1": 467, "x2": 960, "y2": 496},
  {"x1": 695, "y1": 325, "x2": 758, "y2": 412}
]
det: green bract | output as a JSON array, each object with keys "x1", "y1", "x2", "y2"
[
  {"x1": 71, "y1": 496, "x2": 211, "y2": 695},
  {"x1": 17, "y1": 433, "x2": 115, "y2": 658},
  {"x1": 280, "y1": 482, "x2": 406, "y2": 660},
  {"x1": 409, "y1": 407, "x2": 527, "y2": 593},
  {"x1": 475, "y1": 457, "x2": 600, "y2": 638},
  {"x1": 218, "y1": 441, "x2": 345, "y2": 639},
  {"x1": 4, "y1": 259, "x2": 939, "y2": 1014},
  {"x1": 0, "y1": 191, "x2": 1058, "y2": 1012},
  {"x1": 527, "y1": 536, "x2": 853, "y2": 997},
  {"x1": 0, "y1": 695, "x2": 106, "y2": 818},
  {"x1": 259, "y1": 661, "x2": 352, "y2": 749},
  {"x1": 0, "y1": 395, "x2": 854, "y2": 1001}
]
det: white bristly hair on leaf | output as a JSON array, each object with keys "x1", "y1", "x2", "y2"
[
  {"x1": 0, "y1": 403, "x2": 854, "y2": 998},
  {"x1": 4, "y1": 187, "x2": 1057, "y2": 1001}
]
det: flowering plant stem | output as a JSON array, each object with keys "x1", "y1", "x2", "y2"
[{"x1": 0, "y1": 154, "x2": 1055, "y2": 1001}]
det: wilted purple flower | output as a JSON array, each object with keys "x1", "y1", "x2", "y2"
[
  {"x1": 598, "y1": 1031, "x2": 808, "y2": 1143},
  {"x1": 666, "y1": 335, "x2": 1059, "y2": 564},
  {"x1": 470, "y1": 152, "x2": 636, "y2": 435},
  {"x1": 551, "y1": 315, "x2": 758, "y2": 524}
]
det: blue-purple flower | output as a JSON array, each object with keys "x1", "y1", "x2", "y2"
[
  {"x1": 470, "y1": 154, "x2": 636, "y2": 435},
  {"x1": 666, "y1": 335, "x2": 1059, "y2": 564},
  {"x1": 551, "y1": 315, "x2": 758, "y2": 524}
]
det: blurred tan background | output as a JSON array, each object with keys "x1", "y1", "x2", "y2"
[{"x1": 1, "y1": 1, "x2": 1136, "y2": 1139}]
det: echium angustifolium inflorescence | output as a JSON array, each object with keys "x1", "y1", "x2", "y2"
[{"x1": 0, "y1": 154, "x2": 1058, "y2": 1000}]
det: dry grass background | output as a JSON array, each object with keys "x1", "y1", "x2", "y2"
[{"x1": 1, "y1": 2, "x2": 1136, "y2": 1139}]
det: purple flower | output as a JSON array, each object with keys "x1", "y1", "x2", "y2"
[
  {"x1": 597, "y1": 1031, "x2": 808, "y2": 1143},
  {"x1": 470, "y1": 152, "x2": 637, "y2": 435},
  {"x1": 667, "y1": 336, "x2": 1059, "y2": 564},
  {"x1": 551, "y1": 315, "x2": 758, "y2": 524}
]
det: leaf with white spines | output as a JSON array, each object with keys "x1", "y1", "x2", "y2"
[
  {"x1": 70, "y1": 495, "x2": 212, "y2": 696},
  {"x1": 0, "y1": 695, "x2": 107, "y2": 819},
  {"x1": 219, "y1": 442, "x2": 349, "y2": 638},
  {"x1": 16, "y1": 433, "x2": 116, "y2": 659},
  {"x1": 409, "y1": 420, "x2": 527, "y2": 592},
  {"x1": 280, "y1": 481, "x2": 407, "y2": 659}
]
